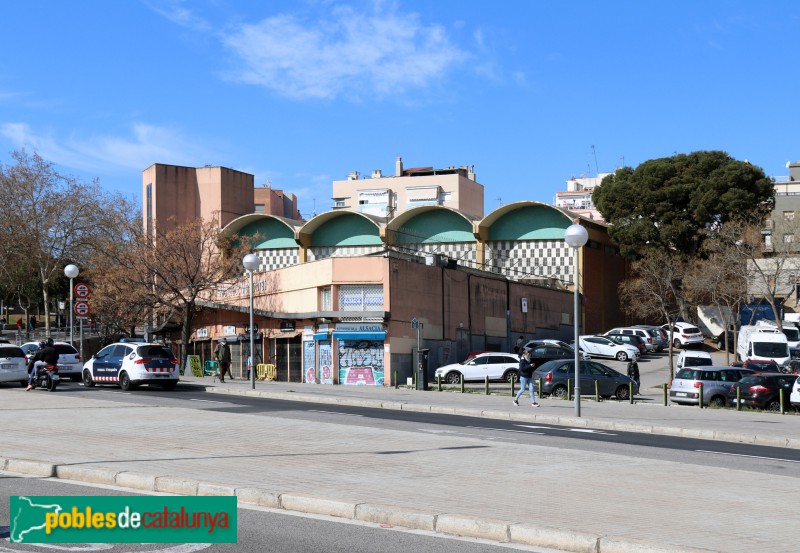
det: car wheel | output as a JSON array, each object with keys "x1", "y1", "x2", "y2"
[
  {"x1": 616, "y1": 351, "x2": 629, "y2": 362},
  {"x1": 709, "y1": 395, "x2": 726, "y2": 408},
  {"x1": 673, "y1": 339, "x2": 682, "y2": 349},
  {"x1": 45, "y1": 374, "x2": 57, "y2": 392},
  {"x1": 765, "y1": 399, "x2": 782, "y2": 411},
  {"x1": 161, "y1": 381, "x2": 178, "y2": 391},
  {"x1": 615, "y1": 385, "x2": 630, "y2": 401},
  {"x1": 445, "y1": 372, "x2": 461, "y2": 385},
  {"x1": 82, "y1": 369, "x2": 95, "y2": 387},
  {"x1": 552, "y1": 385, "x2": 568, "y2": 399},
  {"x1": 504, "y1": 370, "x2": 519, "y2": 383},
  {"x1": 119, "y1": 371, "x2": 133, "y2": 391}
]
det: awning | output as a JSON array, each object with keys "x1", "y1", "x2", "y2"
[
  {"x1": 270, "y1": 330, "x2": 301, "y2": 339},
  {"x1": 312, "y1": 332, "x2": 330, "y2": 341},
  {"x1": 332, "y1": 331, "x2": 387, "y2": 340}
]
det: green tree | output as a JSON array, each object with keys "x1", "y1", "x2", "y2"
[{"x1": 593, "y1": 151, "x2": 774, "y2": 258}]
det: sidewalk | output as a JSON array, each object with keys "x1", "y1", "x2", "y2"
[{"x1": 1, "y1": 377, "x2": 797, "y2": 553}]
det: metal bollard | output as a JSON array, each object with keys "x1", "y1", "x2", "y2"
[
  {"x1": 485, "y1": 375, "x2": 489, "y2": 395},
  {"x1": 629, "y1": 382, "x2": 634, "y2": 404},
  {"x1": 663, "y1": 383, "x2": 668, "y2": 406},
  {"x1": 567, "y1": 379, "x2": 572, "y2": 401},
  {"x1": 698, "y1": 383, "x2": 704, "y2": 409},
  {"x1": 538, "y1": 377, "x2": 543, "y2": 399},
  {"x1": 412, "y1": 371, "x2": 416, "y2": 389},
  {"x1": 437, "y1": 374, "x2": 442, "y2": 392},
  {"x1": 460, "y1": 374, "x2": 465, "y2": 394},
  {"x1": 511, "y1": 377, "x2": 516, "y2": 398},
  {"x1": 736, "y1": 386, "x2": 741, "y2": 411},
  {"x1": 780, "y1": 388, "x2": 785, "y2": 415},
  {"x1": 595, "y1": 380, "x2": 600, "y2": 402},
  {"x1": 394, "y1": 370, "x2": 398, "y2": 389}
]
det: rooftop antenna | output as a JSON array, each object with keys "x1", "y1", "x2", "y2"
[
  {"x1": 313, "y1": 198, "x2": 317, "y2": 217},
  {"x1": 495, "y1": 197, "x2": 502, "y2": 206},
  {"x1": 591, "y1": 144, "x2": 599, "y2": 174}
]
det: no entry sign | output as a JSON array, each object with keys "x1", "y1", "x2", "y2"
[{"x1": 74, "y1": 300, "x2": 91, "y2": 316}]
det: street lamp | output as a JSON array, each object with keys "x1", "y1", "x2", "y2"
[
  {"x1": 242, "y1": 253, "x2": 259, "y2": 390},
  {"x1": 564, "y1": 223, "x2": 588, "y2": 417},
  {"x1": 64, "y1": 264, "x2": 79, "y2": 347}
]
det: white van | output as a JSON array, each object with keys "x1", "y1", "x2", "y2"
[
  {"x1": 755, "y1": 319, "x2": 800, "y2": 348},
  {"x1": 737, "y1": 325, "x2": 790, "y2": 367}
]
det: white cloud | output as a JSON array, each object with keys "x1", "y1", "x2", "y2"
[
  {"x1": 144, "y1": 0, "x2": 211, "y2": 31},
  {"x1": 0, "y1": 122, "x2": 215, "y2": 174},
  {"x1": 221, "y1": 4, "x2": 468, "y2": 100}
]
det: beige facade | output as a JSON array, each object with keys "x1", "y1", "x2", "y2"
[
  {"x1": 253, "y1": 186, "x2": 301, "y2": 219},
  {"x1": 331, "y1": 157, "x2": 485, "y2": 219}
]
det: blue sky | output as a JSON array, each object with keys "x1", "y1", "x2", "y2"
[{"x1": 2, "y1": 1, "x2": 798, "y2": 219}]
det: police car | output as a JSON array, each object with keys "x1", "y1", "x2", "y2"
[{"x1": 82, "y1": 342, "x2": 179, "y2": 391}]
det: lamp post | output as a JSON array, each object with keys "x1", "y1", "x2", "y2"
[
  {"x1": 564, "y1": 223, "x2": 588, "y2": 417},
  {"x1": 243, "y1": 254, "x2": 259, "y2": 390},
  {"x1": 64, "y1": 264, "x2": 79, "y2": 347}
]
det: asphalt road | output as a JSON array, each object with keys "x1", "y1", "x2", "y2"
[
  {"x1": 45, "y1": 383, "x2": 800, "y2": 478},
  {"x1": 0, "y1": 473, "x2": 557, "y2": 553}
]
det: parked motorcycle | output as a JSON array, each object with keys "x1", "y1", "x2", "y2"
[{"x1": 29, "y1": 364, "x2": 59, "y2": 391}]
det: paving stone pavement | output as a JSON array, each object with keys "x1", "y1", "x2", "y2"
[{"x1": 1, "y1": 375, "x2": 798, "y2": 553}]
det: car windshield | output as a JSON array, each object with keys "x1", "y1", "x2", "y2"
[
  {"x1": 54, "y1": 344, "x2": 78, "y2": 355},
  {"x1": 683, "y1": 326, "x2": 701, "y2": 334},
  {"x1": 684, "y1": 357, "x2": 712, "y2": 366},
  {"x1": 738, "y1": 376, "x2": 765, "y2": 386},
  {"x1": 782, "y1": 327, "x2": 800, "y2": 341},
  {"x1": 752, "y1": 342, "x2": 789, "y2": 357},
  {"x1": 136, "y1": 346, "x2": 175, "y2": 358}
]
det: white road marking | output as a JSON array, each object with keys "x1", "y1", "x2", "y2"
[
  {"x1": 307, "y1": 410, "x2": 363, "y2": 417},
  {"x1": 188, "y1": 398, "x2": 235, "y2": 405},
  {"x1": 514, "y1": 424, "x2": 616, "y2": 435},
  {"x1": 695, "y1": 450, "x2": 800, "y2": 464},
  {"x1": 465, "y1": 425, "x2": 544, "y2": 435}
]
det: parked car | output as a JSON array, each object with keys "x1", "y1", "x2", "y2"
[
  {"x1": 523, "y1": 339, "x2": 590, "y2": 360},
  {"x1": 632, "y1": 325, "x2": 667, "y2": 352},
  {"x1": 670, "y1": 366, "x2": 755, "y2": 407},
  {"x1": 82, "y1": 342, "x2": 180, "y2": 390},
  {"x1": 605, "y1": 333, "x2": 647, "y2": 356},
  {"x1": 21, "y1": 341, "x2": 82, "y2": 381},
  {"x1": 434, "y1": 352, "x2": 520, "y2": 384},
  {"x1": 577, "y1": 335, "x2": 640, "y2": 362},
  {"x1": 727, "y1": 373, "x2": 796, "y2": 411},
  {"x1": 604, "y1": 327, "x2": 657, "y2": 352},
  {"x1": 661, "y1": 322, "x2": 704, "y2": 349},
  {"x1": 715, "y1": 330, "x2": 736, "y2": 352},
  {"x1": 791, "y1": 376, "x2": 800, "y2": 409},
  {"x1": 0, "y1": 344, "x2": 28, "y2": 387},
  {"x1": 676, "y1": 350, "x2": 713, "y2": 372},
  {"x1": 533, "y1": 359, "x2": 638, "y2": 400},
  {"x1": 742, "y1": 359, "x2": 781, "y2": 373}
]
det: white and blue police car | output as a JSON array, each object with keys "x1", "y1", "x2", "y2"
[{"x1": 82, "y1": 342, "x2": 180, "y2": 391}]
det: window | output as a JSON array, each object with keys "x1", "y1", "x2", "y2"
[
  {"x1": 255, "y1": 204, "x2": 265, "y2": 213},
  {"x1": 784, "y1": 233, "x2": 794, "y2": 244},
  {"x1": 320, "y1": 287, "x2": 332, "y2": 311},
  {"x1": 338, "y1": 285, "x2": 383, "y2": 321},
  {"x1": 784, "y1": 211, "x2": 796, "y2": 221}
]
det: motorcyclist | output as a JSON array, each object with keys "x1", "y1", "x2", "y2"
[{"x1": 26, "y1": 338, "x2": 59, "y2": 391}]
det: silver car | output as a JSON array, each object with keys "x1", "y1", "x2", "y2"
[
  {"x1": 670, "y1": 366, "x2": 755, "y2": 407},
  {"x1": 533, "y1": 359, "x2": 639, "y2": 400}
]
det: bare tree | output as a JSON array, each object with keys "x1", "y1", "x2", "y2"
[
  {"x1": 619, "y1": 250, "x2": 687, "y2": 382},
  {"x1": 92, "y1": 216, "x2": 252, "y2": 371}
]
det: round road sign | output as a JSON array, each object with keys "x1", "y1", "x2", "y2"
[
  {"x1": 74, "y1": 283, "x2": 91, "y2": 298},
  {"x1": 74, "y1": 300, "x2": 91, "y2": 317}
]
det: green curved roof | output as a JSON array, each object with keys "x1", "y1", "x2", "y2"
[
  {"x1": 310, "y1": 213, "x2": 382, "y2": 246},
  {"x1": 238, "y1": 218, "x2": 297, "y2": 249},
  {"x1": 488, "y1": 205, "x2": 570, "y2": 241},
  {"x1": 396, "y1": 210, "x2": 475, "y2": 244}
]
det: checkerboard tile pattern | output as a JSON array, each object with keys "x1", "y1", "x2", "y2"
[
  {"x1": 254, "y1": 248, "x2": 299, "y2": 271},
  {"x1": 309, "y1": 245, "x2": 384, "y2": 261},
  {"x1": 487, "y1": 240, "x2": 574, "y2": 283}
]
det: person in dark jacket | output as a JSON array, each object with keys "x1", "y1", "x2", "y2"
[
  {"x1": 26, "y1": 338, "x2": 59, "y2": 390},
  {"x1": 513, "y1": 349, "x2": 539, "y2": 407},
  {"x1": 627, "y1": 360, "x2": 640, "y2": 393}
]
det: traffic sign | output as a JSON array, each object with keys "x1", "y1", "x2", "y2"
[
  {"x1": 74, "y1": 300, "x2": 91, "y2": 316},
  {"x1": 74, "y1": 283, "x2": 91, "y2": 298}
]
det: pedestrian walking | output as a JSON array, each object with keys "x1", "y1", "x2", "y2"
[
  {"x1": 513, "y1": 349, "x2": 539, "y2": 407},
  {"x1": 627, "y1": 360, "x2": 640, "y2": 393},
  {"x1": 29, "y1": 315, "x2": 37, "y2": 331},
  {"x1": 16, "y1": 318, "x2": 23, "y2": 332},
  {"x1": 214, "y1": 338, "x2": 232, "y2": 383},
  {"x1": 513, "y1": 335, "x2": 525, "y2": 354}
]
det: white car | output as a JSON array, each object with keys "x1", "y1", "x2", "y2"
[
  {"x1": 21, "y1": 341, "x2": 83, "y2": 381},
  {"x1": 791, "y1": 376, "x2": 800, "y2": 409},
  {"x1": 676, "y1": 350, "x2": 713, "y2": 371},
  {"x1": 0, "y1": 344, "x2": 28, "y2": 387},
  {"x1": 82, "y1": 342, "x2": 180, "y2": 390},
  {"x1": 434, "y1": 352, "x2": 520, "y2": 384},
  {"x1": 661, "y1": 322, "x2": 704, "y2": 349},
  {"x1": 578, "y1": 335, "x2": 640, "y2": 362}
]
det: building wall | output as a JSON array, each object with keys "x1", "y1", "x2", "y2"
[{"x1": 253, "y1": 187, "x2": 301, "y2": 219}]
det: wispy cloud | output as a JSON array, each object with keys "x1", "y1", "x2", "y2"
[
  {"x1": 0, "y1": 122, "x2": 215, "y2": 174},
  {"x1": 221, "y1": 3, "x2": 468, "y2": 100},
  {"x1": 144, "y1": 0, "x2": 211, "y2": 31}
]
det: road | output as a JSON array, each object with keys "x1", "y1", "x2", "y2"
[{"x1": 0, "y1": 474, "x2": 557, "y2": 553}]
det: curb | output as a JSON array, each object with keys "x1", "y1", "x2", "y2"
[
  {"x1": 1, "y1": 455, "x2": 719, "y2": 553},
  {"x1": 200, "y1": 386, "x2": 800, "y2": 450}
]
